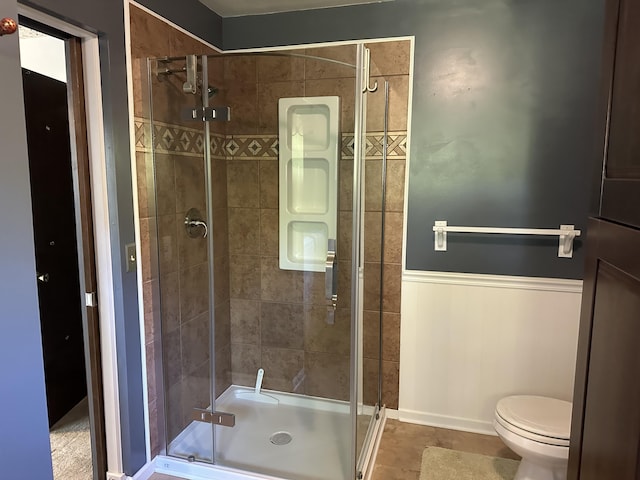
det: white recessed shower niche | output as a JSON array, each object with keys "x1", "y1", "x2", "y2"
[{"x1": 278, "y1": 96, "x2": 340, "y2": 272}]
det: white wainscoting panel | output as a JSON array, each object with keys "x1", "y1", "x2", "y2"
[{"x1": 399, "y1": 271, "x2": 582, "y2": 435}]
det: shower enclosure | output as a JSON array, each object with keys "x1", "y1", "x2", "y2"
[{"x1": 143, "y1": 44, "x2": 386, "y2": 480}]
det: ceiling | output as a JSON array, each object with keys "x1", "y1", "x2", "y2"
[{"x1": 199, "y1": 0, "x2": 394, "y2": 17}]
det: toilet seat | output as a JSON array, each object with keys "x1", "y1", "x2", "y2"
[{"x1": 495, "y1": 395, "x2": 571, "y2": 447}]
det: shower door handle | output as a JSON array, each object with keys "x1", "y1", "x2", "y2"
[{"x1": 325, "y1": 239, "x2": 338, "y2": 325}]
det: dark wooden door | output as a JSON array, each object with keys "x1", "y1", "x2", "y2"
[
  {"x1": 569, "y1": 219, "x2": 640, "y2": 479},
  {"x1": 596, "y1": 0, "x2": 640, "y2": 227},
  {"x1": 22, "y1": 68, "x2": 87, "y2": 427},
  {"x1": 568, "y1": 0, "x2": 640, "y2": 477}
]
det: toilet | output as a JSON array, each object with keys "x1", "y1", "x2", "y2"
[{"x1": 494, "y1": 395, "x2": 571, "y2": 480}]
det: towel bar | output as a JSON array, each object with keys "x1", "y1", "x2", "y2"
[{"x1": 432, "y1": 221, "x2": 582, "y2": 258}]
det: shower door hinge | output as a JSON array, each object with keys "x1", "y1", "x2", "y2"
[
  {"x1": 192, "y1": 408, "x2": 235, "y2": 427},
  {"x1": 182, "y1": 106, "x2": 231, "y2": 122}
]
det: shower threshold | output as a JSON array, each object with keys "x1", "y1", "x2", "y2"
[{"x1": 161, "y1": 385, "x2": 352, "y2": 480}]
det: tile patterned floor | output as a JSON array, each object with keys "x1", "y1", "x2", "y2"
[
  {"x1": 148, "y1": 419, "x2": 519, "y2": 480},
  {"x1": 370, "y1": 419, "x2": 519, "y2": 480}
]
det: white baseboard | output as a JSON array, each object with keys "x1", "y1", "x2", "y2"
[
  {"x1": 384, "y1": 408, "x2": 399, "y2": 420},
  {"x1": 398, "y1": 408, "x2": 496, "y2": 436}
]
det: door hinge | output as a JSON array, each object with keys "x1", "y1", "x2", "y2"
[
  {"x1": 182, "y1": 106, "x2": 231, "y2": 122},
  {"x1": 192, "y1": 408, "x2": 235, "y2": 427},
  {"x1": 85, "y1": 291, "x2": 97, "y2": 307}
]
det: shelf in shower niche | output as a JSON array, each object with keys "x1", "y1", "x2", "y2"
[{"x1": 279, "y1": 96, "x2": 340, "y2": 272}]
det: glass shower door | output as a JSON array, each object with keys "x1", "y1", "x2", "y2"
[
  {"x1": 208, "y1": 47, "x2": 362, "y2": 480},
  {"x1": 146, "y1": 54, "x2": 216, "y2": 464}
]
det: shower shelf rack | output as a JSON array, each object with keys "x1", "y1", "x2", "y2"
[{"x1": 432, "y1": 220, "x2": 582, "y2": 258}]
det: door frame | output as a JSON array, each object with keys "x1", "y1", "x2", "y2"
[{"x1": 18, "y1": 4, "x2": 125, "y2": 476}]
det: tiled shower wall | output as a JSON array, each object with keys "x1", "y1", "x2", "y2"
[
  {"x1": 130, "y1": 5, "x2": 231, "y2": 455},
  {"x1": 362, "y1": 41, "x2": 410, "y2": 409},
  {"x1": 222, "y1": 50, "x2": 358, "y2": 400},
  {"x1": 131, "y1": 6, "x2": 410, "y2": 456},
  {"x1": 221, "y1": 42, "x2": 410, "y2": 407}
]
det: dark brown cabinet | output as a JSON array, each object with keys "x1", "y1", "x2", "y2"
[
  {"x1": 597, "y1": 0, "x2": 640, "y2": 227},
  {"x1": 568, "y1": 0, "x2": 640, "y2": 478}
]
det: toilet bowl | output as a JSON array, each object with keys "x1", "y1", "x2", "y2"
[{"x1": 494, "y1": 395, "x2": 571, "y2": 480}]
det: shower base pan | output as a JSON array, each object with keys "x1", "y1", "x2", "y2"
[{"x1": 158, "y1": 385, "x2": 352, "y2": 480}]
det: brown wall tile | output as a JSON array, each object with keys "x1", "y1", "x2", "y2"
[
  {"x1": 365, "y1": 160, "x2": 383, "y2": 212},
  {"x1": 382, "y1": 312, "x2": 401, "y2": 362},
  {"x1": 227, "y1": 161, "x2": 260, "y2": 208},
  {"x1": 259, "y1": 208, "x2": 279, "y2": 256},
  {"x1": 260, "y1": 347, "x2": 304, "y2": 393},
  {"x1": 257, "y1": 54, "x2": 305, "y2": 83},
  {"x1": 382, "y1": 263, "x2": 402, "y2": 314},
  {"x1": 160, "y1": 272, "x2": 180, "y2": 333},
  {"x1": 153, "y1": 153, "x2": 176, "y2": 216},
  {"x1": 260, "y1": 257, "x2": 303, "y2": 303},
  {"x1": 366, "y1": 76, "x2": 409, "y2": 132},
  {"x1": 337, "y1": 259, "x2": 353, "y2": 310},
  {"x1": 385, "y1": 160, "x2": 406, "y2": 212},
  {"x1": 143, "y1": 280, "x2": 160, "y2": 343},
  {"x1": 228, "y1": 208, "x2": 260, "y2": 255},
  {"x1": 363, "y1": 357, "x2": 380, "y2": 406},
  {"x1": 224, "y1": 56, "x2": 257, "y2": 84},
  {"x1": 179, "y1": 262, "x2": 209, "y2": 321},
  {"x1": 175, "y1": 156, "x2": 206, "y2": 214},
  {"x1": 139, "y1": 216, "x2": 156, "y2": 283},
  {"x1": 230, "y1": 298, "x2": 260, "y2": 345},
  {"x1": 163, "y1": 327, "x2": 182, "y2": 388},
  {"x1": 382, "y1": 361, "x2": 399, "y2": 409},
  {"x1": 305, "y1": 352, "x2": 350, "y2": 400},
  {"x1": 304, "y1": 306, "x2": 350, "y2": 355},
  {"x1": 305, "y1": 78, "x2": 356, "y2": 132},
  {"x1": 339, "y1": 159, "x2": 354, "y2": 211},
  {"x1": 181, "y1": 361, "x2": 212, "y2": 421},
  {"x1": 338, "y1": 211, "x2": 353, "y2": 262},
  {"x1": 259, "y1": 160, "x2": 279, "y2": 209},
  {"x1": 130, "y1": 6, "x2": 172, "y2": 59},
  {"x1": 229, "y1": 255, "x2": 261, "y2": 300},
  {"x1": 157, "y1": 214, "x2": 178, "y2": 275},
  {"x1": 231, "y1": 343, "x2": 261, "y2": 378},
  {"x1": 384, "y1": 212, "x2": 404, "y2": 264},
  {"x1": 364, "y1": 211, "x2": 383, "y2": 263},
  {"x1": 181, "y1": 311, "x2": 210, "y2": 376},
  {"x1": 363, "y1": 310, "x2": 381, "y2": 360},
  {"x1": 301, "y1": 271, "x2": 327, "y2": 305},
  {"x1": 257, "y1": 81, "x2": 305, "y2": 134},
  {"x1": 226, "y1": 83, "x2": 258, "y2": 134},
  {"x1": 211, "y1": 158, "x2": 228, "y2": 209},
  {"x1": 363, "y1": 262, "x2": 382, "y2": 312},
  {"x1": 304, "y1": 46, "x2": 357, "y2": 79},
  {"x1": 261, "y1": 302, "x2": 304, "y2": 349},
  {"x1": 367, "y1": 41, "x2": 411, "y2": 77}
]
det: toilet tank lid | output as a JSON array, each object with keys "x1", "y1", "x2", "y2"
[{"x1": 496, "y1": 395, "x2": 572, "y2": 440}]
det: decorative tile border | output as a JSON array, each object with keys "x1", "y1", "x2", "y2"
[
  {"x1": 225, "y1": 135, "x2": 278, "y2": 159},
  {"x1": 134, "y1": 117, "x2": 225, "y2": 158},
  {"x1": 134, "y1": 118, "x2": 407, "y2": 161}
]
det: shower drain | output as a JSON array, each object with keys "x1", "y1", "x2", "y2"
[{"x1": 270, "y1": 431, "x2": 293, "y2": 446}]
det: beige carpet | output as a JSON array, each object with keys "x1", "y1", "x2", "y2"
[
  {"x1": 50, "y1": 398, "x2": 93, "y2": 480},
  {"x1": 420, "y1": 446, "x2": 519, "y2": 480}
]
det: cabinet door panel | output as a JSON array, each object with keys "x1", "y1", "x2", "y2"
[
  {"x1": 598, "y1": 0, "x2": 640, "y2": 227},
  {"x1": 568, "y1": 218, "x2": 640, "y2": 480}
]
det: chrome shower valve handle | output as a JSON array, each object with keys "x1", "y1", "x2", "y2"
[{"x1": 184, "y1": 208, "x2": 208, "y2": 238}]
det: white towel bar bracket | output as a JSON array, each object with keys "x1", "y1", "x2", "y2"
[{"x1": 432, "y1": 221, "x2": 582, "y2": 258}]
